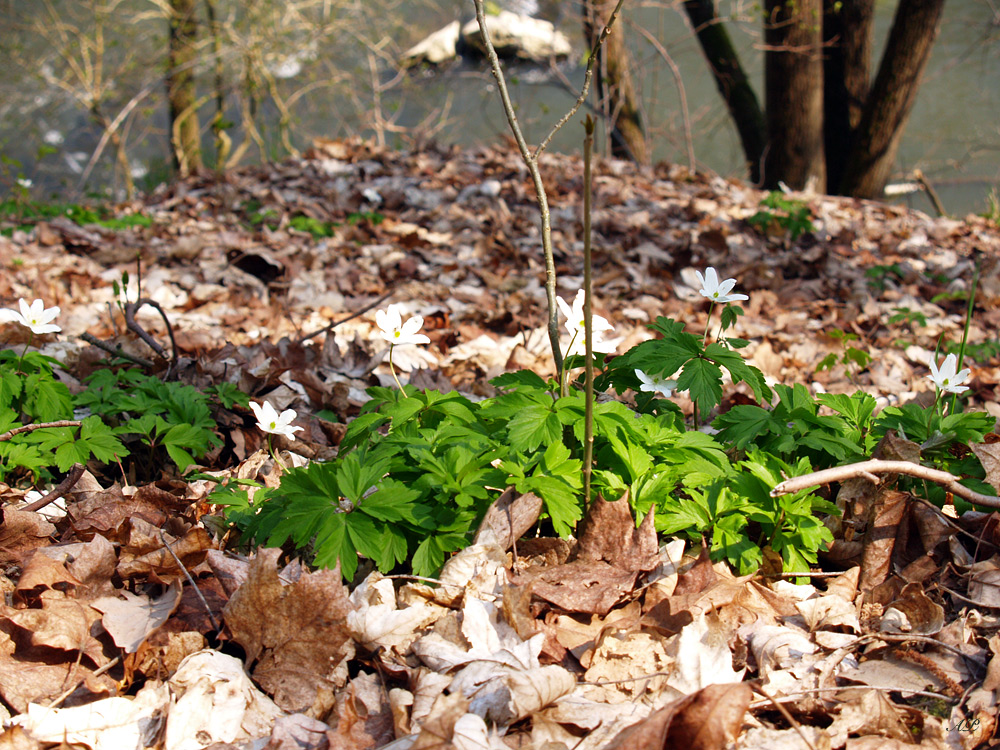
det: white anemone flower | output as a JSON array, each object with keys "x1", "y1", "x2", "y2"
[
  {"x1": 250, "y1": 401, "x2": 303, "y2": 440},
  {"x1": 0, "y1": 298, "x2": 61, "y2": 334},
  {"x1": 635, "y1": 369, "x2": 678, "y2": 398},
  {"x1": 927, "y1": 353, "x2": 971, "y2": 394},
  {"x1": 695, "y1": 267, "x2": 748, "y2": 304},
  {"x1": 375, "y1": 304, "x2": 430, "y2": 346},
  {"x1": 557, "y1": 290, "x2": 616, "y2": 356}
]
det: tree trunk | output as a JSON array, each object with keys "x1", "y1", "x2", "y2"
[
  {"x1": 682, "y1": 0, "x2": 765, "y2": 184},
  {"x1": 823, "y1": 0, "x2": 874, "y2": 190},
  {"x1": 763, "y1": 0, "x2": 826, "y2": 191},
  {"x1": 582, "y1": 0, "x2": 648, "y2": 165},
  {"x1": 167, "y1": 0, "x2": 202, "y2": 177},
  {"x1": 838, "y1": 0, "x2": 946, "y2": 197}
]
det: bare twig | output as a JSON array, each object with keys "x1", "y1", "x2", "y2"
[
  {"x1": 472, "y1": 0, "x2": 626, "y2": 376},
  {"x1": 158, "y1": 529, "x2": 221, "y2": 632},
  {"x1": 123, "y1": 298, "x2": 179, "y2": 374},
  {"x1": 771, "y1": 459, "x2": 1000, "y2": 509},
  {"x1": 79, "y1": 332, "x2": 156, "y2": 368},
  {"x1": 583, "y1": 115, "x2": 595, "y2": 510},
  {"x1": 296, "y1": 291, "x2": 393, "y2": 344},
  {"x1": 0, "y1": 421, "x2": 82, "y2": 442},
  {"x1": 22, "y1": 463, "x2": 87, "y2": 513},
  {"x1": 747, "y1": 684, "x2": 959, "y2": 709},
  {"x1": 752, "y1": 685, "x2": 819, "y2": 750}
]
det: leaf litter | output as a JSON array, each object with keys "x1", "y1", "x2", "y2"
[{"x1": 1, "y1": 137, "x2": 1000, "y2": 747}]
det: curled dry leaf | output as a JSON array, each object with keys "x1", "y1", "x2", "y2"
[{"x1": 165, "y1": 650, "x2": 283, "y2": 750}]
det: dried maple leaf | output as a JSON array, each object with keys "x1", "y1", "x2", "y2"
[{"x1": 223, "y1": 549, "x2": 354, "y2": 715}]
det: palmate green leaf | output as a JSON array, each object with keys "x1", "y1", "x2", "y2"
[
  {"x1": 0, "y1": 367, "x2": 23, "y2": 410},
  {"x1": 816, "y1": 391, "x2": 877, "y2": 431},
  {"x1": 713, "y1": 405, "x2": 778, "y2": 450},
  {"x1": 625, "y1": 339, "x2": 695, "y2": 385},
  {"x1": 677, "y1": 357, "x2": 723, "y2": 414},
  {"x1": 0, "y1": 441, "x2": 50, "y2": 479},
  {"x1": 22, "y1": 374, "x2": 73, "y2": 421},
  {"x1": 341, "y1": 412, "x2": 389, "y2": 452},
  {"x1": 491, "y1": 370, "x2": 549, "y2": 391},
  {"x1": 313, "y1": 512, "x2": 358, "y2": 580},
  {"x1": 51, "y1": 416, "x2": 128, "y2": 471},
  {"x1": 506, "y1": 404, "x2": 561, "y2": 453},
  {"x1": 412, "y1": 531, "x2": 469, "y2": 578},
  {"x1": 528, "y1": 475, "x2": 581, "y2": 537},
  {"x1": 705, "y1": 343, "x2": 772, "y2": 404},
  {"x1": 336, "y1": 449, "x2": 391, "y2": 504},
  {"x1": 357, "y1": 479, "x2": 428, "y2": 525}
]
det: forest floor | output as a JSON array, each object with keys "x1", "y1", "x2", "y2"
[{"x1": 0, "y1": 137, "x2": 999, "y2": 749}]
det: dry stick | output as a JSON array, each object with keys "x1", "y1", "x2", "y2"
[
  {"x1": 472, "y1": 0, "x2": 626, "y2": 376},
  {"x1": 583, "y1": 115, "x2": 595, "y2": 511},
  {"x1": 0, "y1": 421, "x2": 82, "y2": 442},
  {"x1": 752, "y1": 685, "x2": 819, "y2": 750},
  {"x1": 158, "y1": 529, "x2": 221, "y2": 633},
  {"x1": 124, "y1": 298, "x2": 178, "y2": 367},
  {"x1": 296, "y1": 291, "x2": 393, "y2": 344},
  {"x1": 79, "y1": 332, "x2": 156, "y2": 368},
  {"x1": 747, "y1": 684, "x2": 958, "y2": 710},
  {"x1": 770, "y1": 459, "x2": 1000, "y2": 509},
  {"x1": 630, "y1": 23, "x2": 695, "y2": 174},
  {"x1": 22, "y1": 463, "x2": 86, "y2": 513}
]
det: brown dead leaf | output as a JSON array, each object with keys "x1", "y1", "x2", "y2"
[
  {"x1": 116, "y1": 526, "x2": 214, "y2": 579},
  {"x1": 860, "y1": 489, "x2": 910, "y2": 596},
  {"x1": 515, "y1": 559, "x2": 637, "y2": 615},
  {"x1": 473, "y1": 488, "x2": 543, "y2": 550},
  {"x1": 972, "y1": 441, "x2": 1000, "y2": 493},
  {"x1": 604, "y1": 683, "x2": 751, "y2": 750},
  {"x1": 14, "y1": 551, "x2": 81, "y2": 603},
  {"x1": 325, "y1": 672, "x2": 395, "y2": 750},
  {"x1": 124, "y1": 629, "x2": 206, "y2": 684},
  {"x1": 967, "y1": 555, "x2": 1000, "y2": 607},
  {"x1": 573, "y1": 494, "x2": 658, "y2": 572},
  {"x1": 1, "y1": 595, "x2": 106, "y2": 666},
  {"x1": 68, "y1": 484, "x2": 166, "y2": 540},
  {"x1": 673, "y1": 544, "x2": 717, "y2": 596},
  {"x1": 0, "y1": 725, "x2": 42, "y2": 750},
  {"x1": 224, "y1": 549, "x2": 355, "y2": 716},
  {"x1": 0, "y1": 509, "x2": 56, "y2": 566}
]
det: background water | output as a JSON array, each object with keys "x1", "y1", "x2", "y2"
[{"x1": 1, "y1": 0, "x2": 998, "y2": 216}]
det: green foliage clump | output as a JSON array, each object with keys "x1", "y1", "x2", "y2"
[
  {"x1": 0, "y1": 351, "x2": 127, "y2": 482},
  {"x1": 77, "y1": 368, "x2": 227, "y2": 473},
  {"x1": 748, "y1": 191, "x2": 815, "y2": 241}
]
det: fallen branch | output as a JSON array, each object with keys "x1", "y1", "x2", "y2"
[
  {"x1": 771, "y1": 459, "x2": 1000, "y2": 509},
  {"x1": 0, "y1": 421, "x2": 82, "y2": 442},
  {"x1": 22, "y1": 463, "x2": 86, "y2": 513}
]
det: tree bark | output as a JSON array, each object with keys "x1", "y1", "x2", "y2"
[
  {"x1": 167, "y1": 0, "x2": 202, "y2": 177},
  {"x1": 582, "y1": 0, "x2": 649, "y2": 165},
  {"x1": 838, "y1": 0, "x2": 946, "y2": 197},
  {"x1": 823, "y1": 0, "x2": 874, "y2": 190},
  {"x1": 682, "y1": 0, "x2": 765, "y2": 184},
  {"x1": 763, "y1": 0, "x2": 826, "y2": 191}
]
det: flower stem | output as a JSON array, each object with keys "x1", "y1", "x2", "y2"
[
  {"x1": 388, "y1": 344, "x2": 408, "y2": 397},
  {"x1": 703, "y1": 302, "x2": 715, "y2": 346},
  {"x1": 267, "y1": 435, "x2": 287, "y2": 472}
]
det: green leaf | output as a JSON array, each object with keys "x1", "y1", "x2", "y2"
[
  {"x1": 506, "y1": 404, "x2": 561, "y2": 453},
  {"x1": 341, "y1": 412, "x2": 389, "y2": 452},
  {"x1": 713, "y1": 405, "x2": 777, "y2": 450},
  {"x1": 677, "y1": 357, "x2": 723, "y2": 414}
]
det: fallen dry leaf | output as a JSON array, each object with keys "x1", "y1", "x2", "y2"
[
  {"x1": 223, "y1": 549, "x2": 354, "y2": 715},
  {"x1": 92, "y1": 580, "x2": 183, "y2": 653}
]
